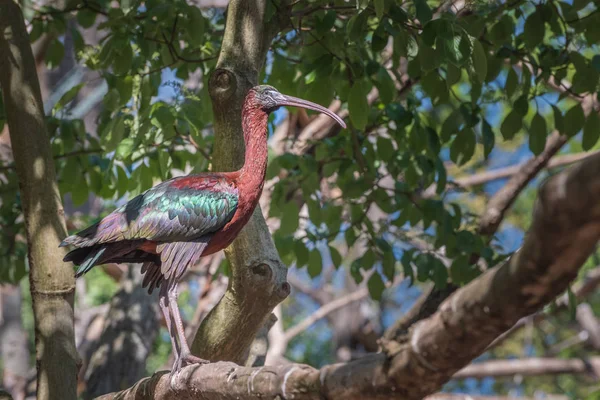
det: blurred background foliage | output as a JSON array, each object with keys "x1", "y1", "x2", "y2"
[{"x1": 1, "y1": 0, "x2": 600, "y2": 398}]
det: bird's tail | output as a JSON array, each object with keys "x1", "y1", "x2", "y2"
[
  {"x1": 64, "y1": 246, "x2": 108, "y2": 278},
  {"x1": 64, "y1": 242, "x2": 161, "y2": 278}
]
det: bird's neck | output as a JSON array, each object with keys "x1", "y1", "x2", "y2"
[{"x1": 238, "y1": 101, "x2": 268, "y2": 203}]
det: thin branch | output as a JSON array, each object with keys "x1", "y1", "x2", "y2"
[
  {"x1": 0, "y1": 148, "x2": 103, "y2": 172},
  {"x1": 421, "y1": 151, "x2": 599, "y2": 197},
  {"x1": 453, "y1": 357, "x2": 600, "y2": 379},
  {"x1": 284, "y1": 287, "x2": 369, "y2": 342},
  {"x1": 478, "y1": 131, "x2": 569, "y2": 235}
]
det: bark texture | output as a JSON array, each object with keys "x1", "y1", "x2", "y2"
[
  {"x1": 0, "y1": 2, "x2": 77, "y2": 399},
  {"x1": 1, "y1": 286, "x2": 29, "y2": 400},
  {"x1": 82, "y1": 267, "x2": 159, "y2": 399},
  {"x1": 99, "y1": 152, "x2": 600, "y2": 399},
  {"x1": 190, "y1": 0, "x2": 291, "y2": 363}
]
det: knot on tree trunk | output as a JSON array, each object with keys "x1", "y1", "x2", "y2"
[
  {"x1": 208, "y1": 68, "x2": 237, "y2": 103},
  {"x1": 209, "y1": 68, "x2": 254, "y2": 109}
]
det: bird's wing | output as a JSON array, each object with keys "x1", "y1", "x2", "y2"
[{"x1": 62, "y1": 175, "x2": 239, "y2": 247}]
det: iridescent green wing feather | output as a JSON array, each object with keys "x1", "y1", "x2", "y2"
[{"x1": 62, "y1": 175, "x2": 239, "y2": 247}]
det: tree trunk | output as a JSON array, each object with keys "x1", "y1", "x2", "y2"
[
  {"x1": 82, "y1": 267, "x2": 159, "y2": 399},
  {"x1": 190, "y1": 0, "x2": 291, "y2": 363},
  {"x1": 0, "y1": 286, "x2": 29, "y2": 400},
  {"x1": 0, "y1": 2, "x2": 78, "y2": 399}
]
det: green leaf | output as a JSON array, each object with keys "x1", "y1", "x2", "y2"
[
  {"x1": 441, "y1": 108, "x2": 463, "y2": 142},
  {"x1": 564, "y1": 104, "x2": 585, "y2": 137},
  {"x1": 77, "y1": 9, "x2": 97, "y2": 28},
  {"x1": 295, "y1": 241, "x2": 309, "y2": 268},
  {"x1": 115, "y1": 137, "x2": 135, "y2": 160},
  {"x1": 115, "y1": 165, "x2": 129, "y2": 197},
  {"x1": 485, "y1": 53, "x2": 503, "y2": 82},
  {"x1": 377, "y1": 136, "x2": 395, "y2": 161},
  {"x1": 583, "y1": 112, "x2": 600, "y2": 150},
  {"x1": 115, "y1": 76, "x2": 133, "y2": 105},
  {"x1": 187, "y1": 6, "x2": 206, "y2": 46},
  {"x1": 481, "y1": 119, "x2": 495, "y2": 159},
  {"x1": 523, "y1": 10, "x2": 545, "y2": 48},
  {"x1": 446, "y1": 64, "x2": 461, "y2": 86},
  {"x1": 529, "y1": 113, "x2": 547, "y2": 155},
  {"x1": 103, "y1": 115, "x2": 126, "y2": 151},
  {"x1": 552, "y1": 105, "x2": 564, "y2": 133},
  {"x1": 279, "y1": 202, "x2": 300, "y2": 235},
  {"x1": 592, "y1": 55, "x2": 600, "y2": 72},
  {"x1": 382, "y1": 251, "x2": 395, "y2": 281},
  {"x1": 55, "y1": 83, "x2": 84, "y2": 110},
  {"x1": 113, "y1": 44, "x2": 133, "y2": 75},
  {"x1": 46, "y1": 39, "x2": 65, "y2": 69},
  {"x1": 348, "y1": 81, "x2": 370, "y2": 130},
  {"x1": 419, "y1": 45, "x2": 438, "y2": 72},
  {"x1": 71, "y1": 176, "x2": 89, "y2": 206},
  {"x1": 373, "y1": 67, "x2": 395, "y2": 104},
  {"x1": 29, "y1": 20, "x2": 44, "y2": 43},
  {"x1": 500, "y1": 110, "x2": 522, "y2": 140},
  {"x1": 450, "y1": 127, "x2": 475, "y2": 165},
  {"x1": 307, "y1": 249, "x2": 322, "y2": 278},
  {"x1": 413, "y1": 0, "x2": 432, "y2": 23},
  {"x1": 435, "y1": 158, "x2": 447, "y2": 194},
  {"x1": 330, "y1": 246, "x2": 342, "y2": 269},
  {"x1": 472, "y1": 40, "x2": 487, "y2": 83},
  {"x1": 513, "y1": 95, "x2": 529, "y2": 117},
  {"x1": 374, "y1": 0, "x2": 385, "y2": 18},
  {"x1": 151, "y1": 106, "x2": 176, "y2": 138},
  {"x1": 367, "y1": 272, "x2": 385, "y2": 301},
  {"x1": 505, "y1": 67, "x2": 518, "y2": 99},
  {"x1": 431, "y1": 257, "x2": 448, "y2": 289},
  {"x1": 157, "y1": 150, "x2": 171, "y2": 179},
  {"x1": 103, "y1": 88, "x2": 120, "y2": 111}
]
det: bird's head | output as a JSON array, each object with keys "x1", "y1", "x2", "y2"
[{"x1": 249, "y1": 85, "x2": 346, "y2": 128}]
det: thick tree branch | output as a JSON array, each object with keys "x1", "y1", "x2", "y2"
[
  {"x1": 0, "y1": 2, "x2": 77, "y2": 399},
  {"x1": 190, "y1": 0, "x2": 291, "y2": 363},
  {"x1": 488, "y1": 265, "x2": 600, "y2": 349},
  {"x1": 100, "y1": 152, "x2": 600, "y2": 399}
]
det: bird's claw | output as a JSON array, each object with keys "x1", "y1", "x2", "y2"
[{"x1": 170, "y1": 352, "x2": 209, "y2": 380}]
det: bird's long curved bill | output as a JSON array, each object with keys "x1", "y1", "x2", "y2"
[{"x1": 280, "y1": 95, "x2": 346, "y2": 129}]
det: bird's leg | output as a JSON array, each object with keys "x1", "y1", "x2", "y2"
[
  {"x1": 167, "y1": 281, "x2": 209, "y2": 374},
  {"x1": 159, "y1": 293, "x2": 181, "y2": 369}
]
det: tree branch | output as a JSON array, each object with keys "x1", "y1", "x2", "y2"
[
  {"x1": 453, "y1": 357, "x2": 600, "y2": 379},
  {"x1": 426, "y1": 395, "x2": 568, "y2": 400},
  {"x1": 478, "y1": 131, "x2": 569, "y2": 235},
  {"x1": 99, "y1": 152, "x2": 600, "y2": 399},
  {"x1": 190, "y1": 0, "x2": 292, "y2": 363},
  {"x1": 283, "y1": 287, "x2": 369, "y2": 342},
  {"x1": 488, "y1": 265, "x2": 600, "y2": 349}
]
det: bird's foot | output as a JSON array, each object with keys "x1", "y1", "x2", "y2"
[{"x1": 170, "y1": 352, "x2": 209, "y2": 379}]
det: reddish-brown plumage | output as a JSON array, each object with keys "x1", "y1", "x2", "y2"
[{"x1": 136, "y1": 93, "x2": 269, "y2": 257}]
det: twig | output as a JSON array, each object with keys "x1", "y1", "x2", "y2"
[
  {"x1": 0, "y1": 148, "x2": 102, "y2": 172},
  {"x1": 284, "y1": 287, "x2": 369, "y2": 342},
  {"x1": 453, "y1": 356, "x2": 600, "y2": 379}
]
